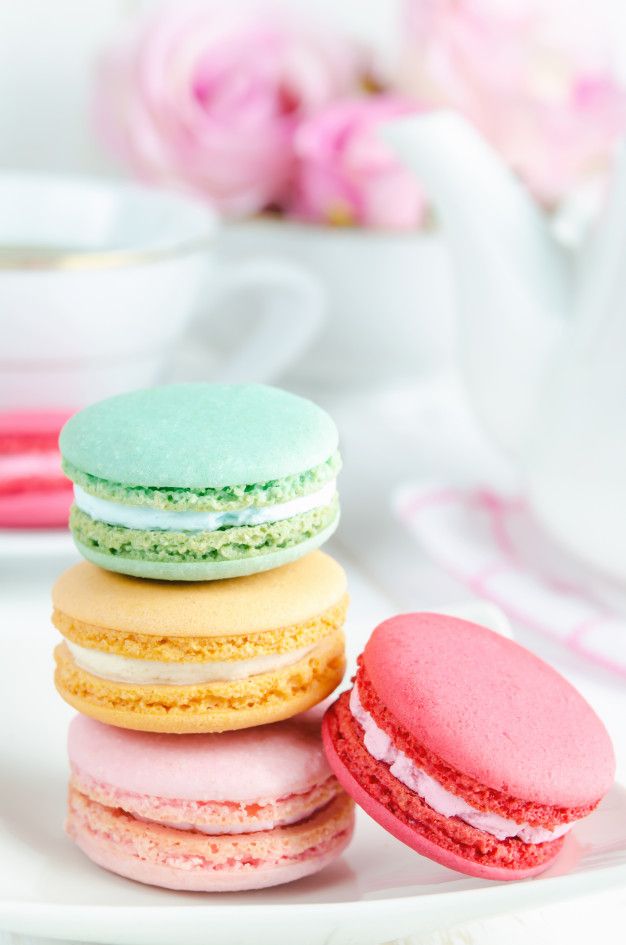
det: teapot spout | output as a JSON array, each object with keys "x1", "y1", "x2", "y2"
[{"x1": 382, "y1": 111, "x2": 571, "y2": 456}]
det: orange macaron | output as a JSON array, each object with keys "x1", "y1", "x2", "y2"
[{"x1": 53, "y1": 551, "x2": 347, "y2": 733}]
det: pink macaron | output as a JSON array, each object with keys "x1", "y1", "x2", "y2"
[
  {"x1": 0, "y1": 410, "x2": 73, "y2": 528},
  {"x1": 67, "y1": 712, "x2": 354, "y2": 892},
  {"x1": 323, "y1": 613, "x2": 615, "y2": 881}
]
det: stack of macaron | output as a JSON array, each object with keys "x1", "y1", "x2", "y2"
[
  {"x1": 50, "y1": 383, "x2": 615, "y2": 890},
  {"x1": 51, "y1": 383, "x2": 354, "y2": 890}
]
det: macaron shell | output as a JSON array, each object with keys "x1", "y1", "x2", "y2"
[
  {"x1": 322, "y1": 713, "x2": 558, "y2": 882},
  {"x1": 363, "y1": 613, "x2": 615, "y2": 807},
  {"x1": 54, "y1": 597, "x2": 347, "y2": 664},
  {"x1": 71, "y1": 519, "x2": 338, "y2": 581},
  {"x1": 53, "y1": 552, "x2": 347, "y2": 637},
  {"x1": 71, "y1": 829, "x2": 351, "y2": 892},
  {"x1": 59, "y1": 384, "x2": 338, "y2": 489},
  {"x1": 68, "y1": 714, "x2": 333, "y2": 802},
  {"x1": 54, "y1": 634, "x2": 345, "y2": 733},
  {"x1": 68, "y1": 791, "x2": 354, "y2": 892}
]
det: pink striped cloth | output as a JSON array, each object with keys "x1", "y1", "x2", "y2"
[{"x1": 395, "y1": 483, "x2": 626, "y2": 678}]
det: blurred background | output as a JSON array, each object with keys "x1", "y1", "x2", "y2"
[{"x1": 2, "y1": 1, "x2": 626, "y2": 942}]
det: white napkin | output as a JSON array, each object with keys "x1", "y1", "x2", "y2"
[{"x1": 396, "y1": 481, "x2": 626, "y2": 678}]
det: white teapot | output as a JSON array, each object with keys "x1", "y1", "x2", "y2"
[{"x1": 384, "y1": 111, "x2": 626, "y2": 582}]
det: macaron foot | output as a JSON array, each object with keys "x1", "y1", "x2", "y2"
[
  {"x1": 71, "y1": 518, "x2": 339, "y2": 581},
  {"x1": 55, "y1": 631, "x2": 346, "y2": 733}
]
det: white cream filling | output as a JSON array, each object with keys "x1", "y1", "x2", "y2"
[
  {"x1": 73, "y1": 480, "x2": 337, "y2": 532},
  {"x1": 67, "y1": 640, "x2": 316, "y2": 686},
  {"x1": 350, "y1": 686, "x2": 574, "y2": 845},
  {"x1": 0, "y1": 452, "x2": 63, "y2": 479}
]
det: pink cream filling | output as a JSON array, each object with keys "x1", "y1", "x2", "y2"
[
  {"x1": 68, "y1": 787, "x2": 353, "y2": 875},
  {"x1": 70, "y1": 766, "x2": 340, "y2": 835},
  {"x1": 350, "y1": 686, "x2": 574, "y2": 844}
]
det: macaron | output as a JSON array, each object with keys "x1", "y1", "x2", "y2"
[
  {"x1": 66, "y1": 713, "x2": 354, "y2": 891},
  {"x1": 59, "y1": 383, "x2": 340, "y2": 580},
  {"x1": 0, "y1": 410, "x2": 73, "y2": 528},
  {"x1": 323, "y1": 613, "x2": 615, "y2": 881},
  {"x1": 53, "y1": 552, "x2": 347, "y2": 733}
]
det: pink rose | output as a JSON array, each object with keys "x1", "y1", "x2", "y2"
[
  {"x1": 290, "y1": 97, "x2": 426, "y2": 229},
  {"x1": 95, "y1": 3, "x2": 360, "y2": 216},
  {"x1": 401, "y1": 0, "x2": 626, "y2": 206}
]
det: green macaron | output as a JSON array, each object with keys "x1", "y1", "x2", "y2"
[{"x1": 60, "y1": 384, "x2": 341, "y2": 581}]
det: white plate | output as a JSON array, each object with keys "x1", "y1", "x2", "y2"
[
  {"x1": 2, "y1": 626, "x2": 626, "y2": 945},
  {"x1": 0, "y1": 528, "x2": 74, "y2": 558}
]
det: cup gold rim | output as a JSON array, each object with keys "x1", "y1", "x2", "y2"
[{"x1": 0, "y1": 235, "x2": 214, "y2": 272}]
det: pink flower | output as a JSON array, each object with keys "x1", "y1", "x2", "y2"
[
  {"x1": 290, "y1": 97, "x2": 426, "y2": 229},
  {"x1": 401, "y1": 0, "x2": 626, "y2": 206},
  {"x1": 95, "y1": 3, "x2": 361, "y2": 216}
]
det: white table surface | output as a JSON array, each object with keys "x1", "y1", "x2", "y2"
[{"x1": 2, "y1": 377, "x2": 626, "y2": 944}]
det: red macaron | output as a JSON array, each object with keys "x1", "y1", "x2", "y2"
[
  {"x1": 0, "y1": 410, "x2": 73, "y2": 528},
  {"x1": 323, "y1": 613, "x2": 615, "y2": 881}
]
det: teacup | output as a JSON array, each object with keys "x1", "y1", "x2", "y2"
[
  {"x1": 219, "y1": 217, "x2": 456, "y2": 401},
  {"x1": 0, "y1": 174, "x2": 324, "y2": 409}
]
